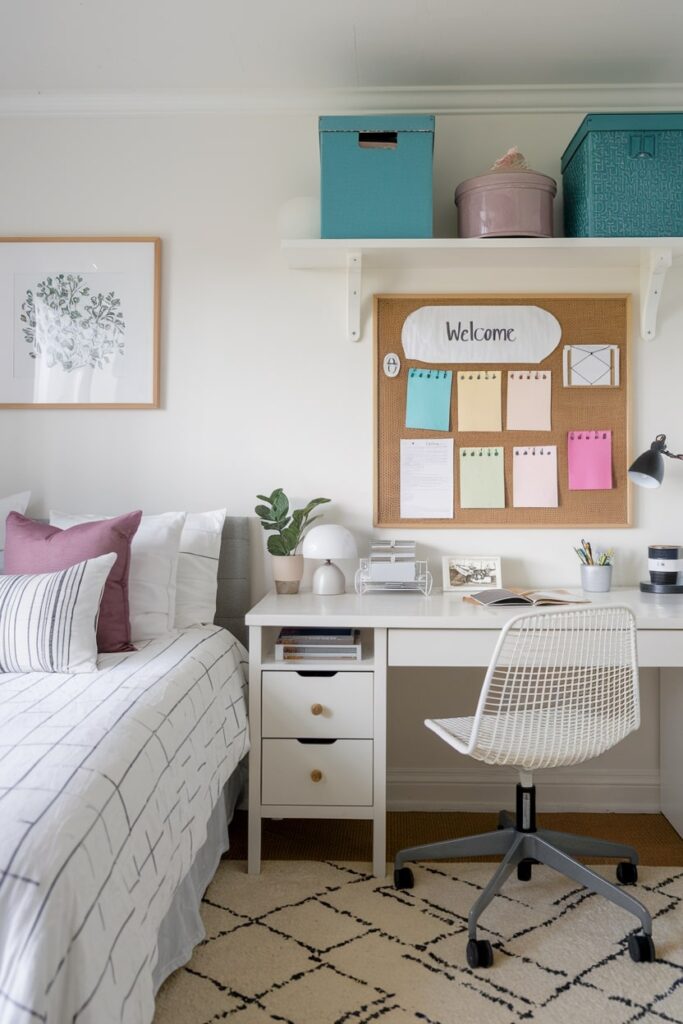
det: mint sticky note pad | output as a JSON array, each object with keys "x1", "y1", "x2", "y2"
[{"x1": 405, "y1": 369, "x2": 452, "y2": 431}]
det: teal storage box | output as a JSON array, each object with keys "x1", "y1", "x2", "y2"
[
  {"x1": 561, "y1": 113, "x2": 683, "y2": 237},
  {"x1": 320, "y1": 115, "x2": 434, "y2": 238}
]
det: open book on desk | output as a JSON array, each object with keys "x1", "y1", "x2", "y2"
[{"x1": 464, "y1": 588, "x2": 590, "y2": 607}]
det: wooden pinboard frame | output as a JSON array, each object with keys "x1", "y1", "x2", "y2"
[{"x1": 374, "y1": 293, "x2": 631, "y2": 529}]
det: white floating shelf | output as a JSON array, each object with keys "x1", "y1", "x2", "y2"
[{"x1": 282, "y1": 237, "x2": 683, "y2": 342}]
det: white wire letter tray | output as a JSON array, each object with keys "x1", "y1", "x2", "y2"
[{"x1": 355, "y1": 558, "x2": 432, "y2": 595}]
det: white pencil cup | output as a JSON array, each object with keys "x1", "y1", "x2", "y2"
[{"x1": 581, "y1": 564, "x2": 612, "y2": 593}]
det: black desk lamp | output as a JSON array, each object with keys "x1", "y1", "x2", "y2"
[
  {"x1": 628, "y1": 434, "x2": 683, "y2": 489},
  {"x1": 629, "y1": 434, "x2": 683, "y2": 594}
]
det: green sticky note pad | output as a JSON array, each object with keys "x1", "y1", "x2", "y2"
[
  {"x1": 459, "y1": 447, "x2": 506, "y2": 508},
  {"x1": 405, "y1": 369, "x2": 452, "y2": 431}
]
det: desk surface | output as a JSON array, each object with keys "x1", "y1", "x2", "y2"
[{"x1": 246, "y1": 587, "x2": 683, "y2": 630}]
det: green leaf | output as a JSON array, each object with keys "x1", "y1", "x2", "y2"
[
  {"x1": 271, "y1": 494, "x2": 289, "y2": 522},
  {"x1": 294, "y1": 497, "x2": 330, "y2": 519},
  {"x1": 256, "y1": 494, "x2": 273, "y2": 506},
  {"x1": 279, "y1": 524, "x2": 300, "y2": 554},
  {"x1": 267, "y1": 534, "x2": 289, "y2": 556},
  {"x1": 254, "y1": 504, "x2": 273, "y2": 520}
]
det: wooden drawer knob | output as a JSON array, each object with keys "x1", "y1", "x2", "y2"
[
  {"x1": 310, "y1": 769, "x2": 323, "y2": 783},
  {"x1": 311, "y1": 703, "x2": 324, "y2": 716}
]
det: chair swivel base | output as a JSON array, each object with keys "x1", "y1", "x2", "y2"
[{"x1": 394, "y1": 812, "x2": 655, "y2": 968}]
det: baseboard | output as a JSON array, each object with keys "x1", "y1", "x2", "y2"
[{"x1": 387, "y1": 767, "x2": 661, "y2": 813}]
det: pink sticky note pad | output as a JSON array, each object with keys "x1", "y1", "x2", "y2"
[
  {"x1": 568, "y1": 431, "x2": 613, "y2": 490},
  {"x1": 513, "y1": 446, "x2": 558, "y2": 507}
]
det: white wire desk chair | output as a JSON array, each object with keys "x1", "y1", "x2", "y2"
[{"x1": 394, "y1": 605, "x2": 655, "y2": 967}]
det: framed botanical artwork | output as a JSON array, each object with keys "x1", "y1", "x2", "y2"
[
  {"x1": 442, "y1": 555, "x2": 502, "y2": 593},
  {"x1": 0, "y1": 237, "x2": 160, "y2": 408}
]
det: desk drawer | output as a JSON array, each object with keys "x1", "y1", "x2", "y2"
[
  {"x1": 261, "y1": 739, "x2": 373, "y2": 806},
  {"x1": 637, "y1": 631, "x2": 683, "y2": 667},
  {"x1": 389, "y1": 629, "x2": 497, "y2": 667},
  {"x1": 262, "y1": 671, "x2": 373, "y2": 738},
  {"x1": 389, "y1": 627, "x2": 683, "y2": 669}
]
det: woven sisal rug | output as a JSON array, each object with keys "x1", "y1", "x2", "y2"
[{"x1": 154, "y1": 861, "x2": 683, "y2": 1024}]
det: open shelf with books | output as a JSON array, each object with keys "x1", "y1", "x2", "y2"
[{"x1": 260, "y1": 626, "x2": 375, "y2": 671}]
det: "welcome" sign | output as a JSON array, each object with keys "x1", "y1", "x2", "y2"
[{"x1": 401, "y1": 305, "x2": 562, "y2": 364}]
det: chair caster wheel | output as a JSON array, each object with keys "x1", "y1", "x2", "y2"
[
  {"x1": 517, "y1": 860, "x2": 533, "y2": 881},
  {"x1": 394, "y1": 867, "x2": 414, "y2": 890},
  {"x1": 617, "y1": 862, "x2": 638, "y2": 885},
  {"x1": 628, "y1": 934, "x2": 656, "y2": 962},
  {"x1": 466, "y1": 938, "x2": 494, "y2": 968}
]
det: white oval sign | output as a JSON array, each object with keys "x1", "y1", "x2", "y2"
[
  {"x1": 401, "y1": 305, "x2": 562, "y2": 364},
  {"x1": 383, "y1": 352, "x2": 401, "y2": 378}
]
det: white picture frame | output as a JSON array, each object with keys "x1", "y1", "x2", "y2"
[
  {"x1": 0, "y1": 237, "x2": 160, "y2": 408},
  {"x1": 442, "y1": 555, "x2": 502, "y2": 593}
]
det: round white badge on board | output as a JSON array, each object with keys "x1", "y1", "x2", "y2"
[{"x1": 383, "y1": 353, "x2": 401, "y2": 378}]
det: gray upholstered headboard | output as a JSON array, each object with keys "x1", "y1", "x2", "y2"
[{"x1": 214, "y1": 516, "x2": 250, "y2": 647}]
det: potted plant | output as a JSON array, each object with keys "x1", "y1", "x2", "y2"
[{"x1": 255, "y1": 489, "x2": 330, "y2": 594}]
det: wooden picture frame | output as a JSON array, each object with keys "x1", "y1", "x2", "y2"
[{"x1": 0, "y1": 237, "x2": 160, "y2": 408}]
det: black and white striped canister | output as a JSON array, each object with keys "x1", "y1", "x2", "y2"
[{"x1": 648, "y1": 545, "x2": 682, "y2": 585}]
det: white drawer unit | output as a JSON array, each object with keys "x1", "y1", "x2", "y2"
[
  {"x1": 262, "y1": 670, "x2": 373, "y2": 738},
  {"x1": 261, "y1": 739, "x2": 374, "y2": 806}
]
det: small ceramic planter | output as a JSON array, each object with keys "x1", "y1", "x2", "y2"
[
  {"x1": 271, "y1": 554, "x2": 304, "y2": 595},
  {"x1": 581, "y1": 564, "x2": 612, "y2": 593}
]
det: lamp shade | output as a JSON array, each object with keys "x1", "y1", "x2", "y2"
[
  {"x1": 302, "y1": 524, "x2": 357, "y2": 560},
  {"x1": 628, "y1": 445, "x2": 665, "y2": 489}
]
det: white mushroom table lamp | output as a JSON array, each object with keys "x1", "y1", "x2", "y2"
[{"x1": 302, "y1": 525, "x2": 357, "y2": 595}]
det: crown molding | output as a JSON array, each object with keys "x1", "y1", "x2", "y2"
[{"x1": 0, "y1": 82, "x2": 682, "y2": 117}]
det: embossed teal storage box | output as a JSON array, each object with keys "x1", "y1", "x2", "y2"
[
  {"x1": 320, "y1": 115, "x2": 434, "y2": 238},
  {"x1": 561, "y1": 113, "x2": 683, "y2": 236}
]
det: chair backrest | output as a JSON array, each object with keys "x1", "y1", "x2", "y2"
[{"x1": 468, "y1": 605, "x2": 639, "y2": 770}]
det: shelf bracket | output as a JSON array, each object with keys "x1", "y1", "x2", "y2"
[
  {"x1": 347, "y1": 251, "x2": 362, "y2": 342},
  {"x1": 640, "y1": 248, "x2": 672, "y2": 341}
]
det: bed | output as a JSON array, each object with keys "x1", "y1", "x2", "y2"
[{"x1": 0, "y1": 517, "x2": 251, "y2": 1024}]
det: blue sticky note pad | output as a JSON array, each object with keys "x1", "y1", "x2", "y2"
[{"x1": 405, "y1": 369, "x2": 452, "y2": 431}]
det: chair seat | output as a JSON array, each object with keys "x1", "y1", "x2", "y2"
[{"x1": 426, "y1": 710, "x2": 621, "y2": 770}]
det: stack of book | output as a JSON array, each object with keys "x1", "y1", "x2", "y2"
[{"x1": 274, "y1": 627, "x2": 362, "y2": 662}]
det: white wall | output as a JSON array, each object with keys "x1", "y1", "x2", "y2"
[{"x1": 1, "y1": 107, "x2": 679, "y2": 809}]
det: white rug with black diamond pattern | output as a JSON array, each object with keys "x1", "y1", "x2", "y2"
[{"x1": 153, "y1": 861, "x2": 683, "y2": 1024}]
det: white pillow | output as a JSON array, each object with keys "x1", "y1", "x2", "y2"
[
  {"x1": 0, "y1": 491, "x2": 31, "y2": 570},
  {"x1": 175, "y1": 509, "x2": 227, "y2": 628},
  {"x1": 0, "y1": 553, "x2": 116, "y2": 673},
  {"x1": 50, "y1": 511, "x2": 186, "y2": 641}
]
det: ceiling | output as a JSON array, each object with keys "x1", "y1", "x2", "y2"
[{"x1": 0, "y1": 0, "x2": 681, "y2": 95}]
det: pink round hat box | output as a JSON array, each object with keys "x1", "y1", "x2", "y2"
[{"x1": 454, "y1": 170, "x2": 557, "y2": 238}]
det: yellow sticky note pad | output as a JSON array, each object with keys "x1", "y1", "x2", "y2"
[{"x1": 457, "y1": 371, "x2": 502, "y2": 432}]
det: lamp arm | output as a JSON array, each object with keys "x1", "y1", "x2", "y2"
[{"x1": 657, "y1": 434, "x2": 683, "y2": 461}]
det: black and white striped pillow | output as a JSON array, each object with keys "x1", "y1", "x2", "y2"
[{"x1": 0, "y1": 553, "x2": 116, "y2": 673}]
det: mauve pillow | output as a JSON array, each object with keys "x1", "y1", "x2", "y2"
[{"x1": 4, "y1": 510, "x2": 142, "y2": 653}]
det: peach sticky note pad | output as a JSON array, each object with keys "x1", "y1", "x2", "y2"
[
  {"x1": 567, "y1": 430, "x2": 613, "y2": 490},
  {"x1": 513, "y1": 446, "x2": 558, "y2": 507},
  {"x1": 457, "y1": 371, "x2": 502, "y2": 432},
  {"x1": 507, "y1": 371, "x2": 551, "y2": 431}
]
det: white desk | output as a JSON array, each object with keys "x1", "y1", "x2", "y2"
[{"x1": 246, "y1": 587, "x2": 683, "y2": 875}]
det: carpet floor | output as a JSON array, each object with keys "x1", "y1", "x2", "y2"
[
  {"x1": 153, "y1": 859, "x2": 683, "y2": 1024},
  {"x1": 225, "y1": 810, "x2": 683, "y2": 866}
]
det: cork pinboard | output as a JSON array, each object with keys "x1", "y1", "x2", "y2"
[{"x1": 374, "y1": 294, "x2": 631, "y2": 528}]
